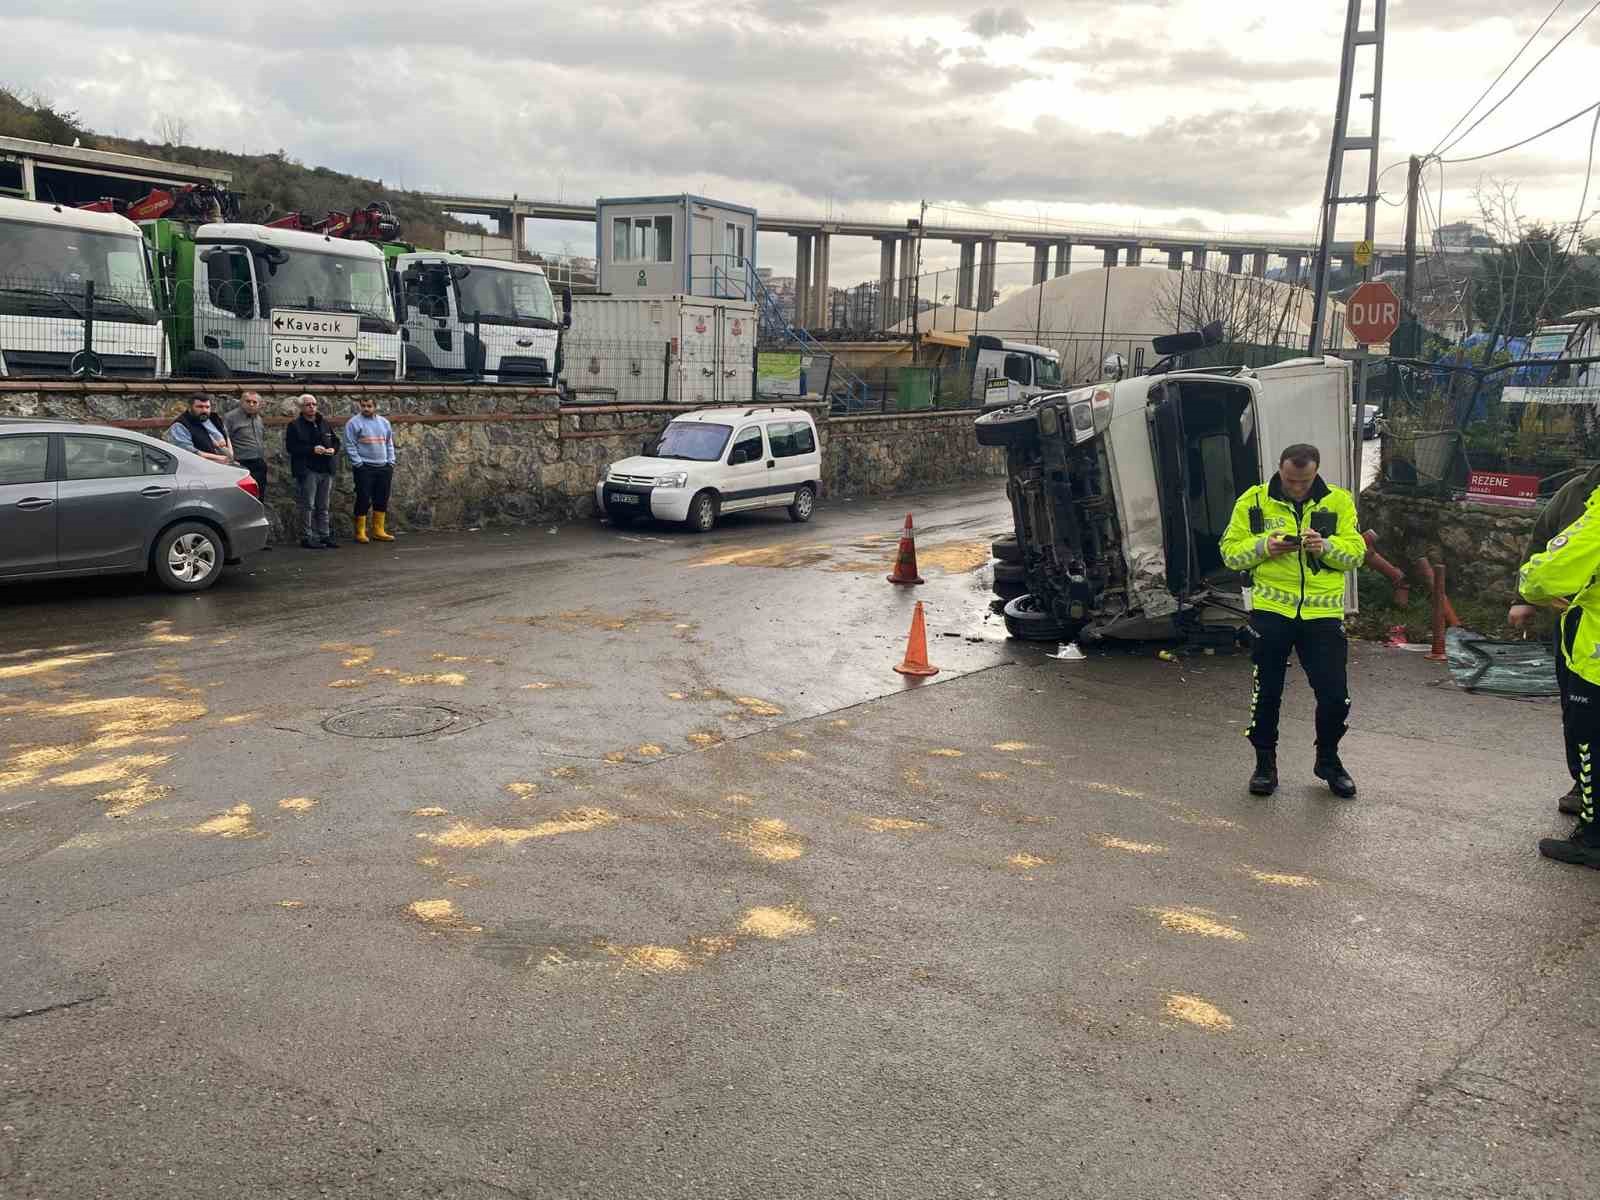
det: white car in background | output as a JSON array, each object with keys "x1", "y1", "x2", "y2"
[{"x1": 596, "y1": 406, "x2": 822, "y2": 532}]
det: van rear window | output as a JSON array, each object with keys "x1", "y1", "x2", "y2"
[{"x1": 768, "y1": 420, "x2": 815, "y2": 458}]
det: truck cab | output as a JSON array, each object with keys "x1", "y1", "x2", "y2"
[
  {"x1": 0, "y1": 197, "x2": 166, "y2": 379},
  {"x1": 1507, "y1": 308, "x2": 1599, "y2": 395},
  {"x1": 977, "y1": 355, "x2": 1353, "y2": 642},
  {"x1": 144, "y1": 220, "x2": 402, "y2": 380},
  {"x1": 973, "y1": 335, "x2": 1063, "y2": 408},
  {"x1": 391, "y1": 252, "x2": 570, "y2": 385}
]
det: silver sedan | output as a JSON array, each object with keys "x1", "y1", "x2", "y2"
[{"x1": 0, "y1": 418, "x2": 269, "y2": 592}]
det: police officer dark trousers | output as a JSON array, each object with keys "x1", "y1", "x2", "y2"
[
  {"x1": 1220, "y1": 444, "x2": 1366, "y2": 798},
  {"x1": 1517, "y1": 490, "x2": 1600, "y2": 869}
]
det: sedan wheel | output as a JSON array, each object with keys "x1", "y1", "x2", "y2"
[{"x1": 154, "y1": 523, "x2": 223, "y2": 592}]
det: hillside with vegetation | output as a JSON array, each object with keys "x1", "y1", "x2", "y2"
[{"x1": 0, "y1": 87, "x2": 476, "y2": 247}]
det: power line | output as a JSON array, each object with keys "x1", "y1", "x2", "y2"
[
  {"x1": 1439, "y1": 97, "x2": 1600, "y2": 164},
  {"x1": 1437, "y1": 0, "x2": 1600, "y2": 159},
  {"x1": 1428, "y1": 0, "x2": 1567, "y2": 157}
]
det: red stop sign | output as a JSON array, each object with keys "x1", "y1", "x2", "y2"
[{"x1": 1346, "y1": 281, "x2": 1401, "y2": 345}]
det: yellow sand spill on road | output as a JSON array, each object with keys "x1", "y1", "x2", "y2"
[
  {"x1": 687, "y1": 731, "x2": 722, "y2": 747},
  {"x1": 603, "y1": 751, "x2": 628, "y2": 764},
  {"x1": 860, "y1": 817, "x2": 930, "y2": 832},
  {"x1": 1008, "y1": 853, "x2": 1055, "y2": 869},
  {"x1": 0, "y1": 653, "x2": 115, "y2": 680},
  {"x1": 913, "y1": 540, "x2": 992, "y2": 574},
  {"x1": 1099, "y1": 836, "x2": 1166, "y2": 855},
  {"x1": 278, "y1": 797, "x2": 318, "y2": 812},
  {"x1": 220, "y1": 712, "x2": 262, "y2": 725},
  {"x1": 1246, "y1": 868, "x2": 1321, "y2": 888},
  {"x1": 723, "y1": 792, "x2": 755, "y2": 807},
  {"x1": 277, "y1": 900, "x2": 305, "y2": 909},
  {"x1": 1165, "y1": 994, "x2": 1234, "y2": 1031},
  {"x1": 761, "y1": 748, "x2": 810, "y2": 764},
  {"x1": 190, "y1": 804, "x2": 258, "y2": 839},
  {"x1": 549, "y1": 766, "x2": 579, "y2": 780},
  {"x1": 97, "y1": 777, "x2": 171, "y2": 818},
  {"x1": 724, "y1": 818, "x2": 805, "y2": 862},
  {"x1": 410, "y1": 806, "x2": 449, "y2": 816},
  {"x1": 48, "y1": 754, "x2": 172, "y2": 788},
  {"x1": 992, "y1": 741, "x2": 1034, "y2": 752},
  {"x1": 606, "y1": 943, "x2": 691, "y2": 973},
  {"x1": 928, "y1": 748, "x2": 964, "y2": 758},
  {"x1": 328, "y1": 679, "x2": 367, "y2": 689},
  {"x1": 420, "y1": 808, "x2": 620, "y2": 848},
  {"x1": 734, "y1": 697, "x2": 784, "y2": 717},
  {"x1": 1146, "y1": 907, "x2": 1247, "y2": 941},
  {"x1": 146, "y1": 633, "x2": 193, "y2": 645},
  {"x1": 691, "y1": 543, "x2": 832, "y2": 570},
  {"x1": 739, "y1": 906, "x2": 815, "y2": 939},
  {"x1": 636, "y1": 744, "x2": 664, "y2": 757},
  {"x1": 388, "y1": 671, "x2": 466, "y2": 687},
  {"x1": 407, "y1": 898, "x2": 482, "y2": 932},
  {"x1": 505, "y1": 782, "x2": 539, "y2": 799},
  {"x1": 976, "y1": 771, "x2": 1011, "y2": 782}
]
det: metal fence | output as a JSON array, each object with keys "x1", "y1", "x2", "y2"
[{"x1": 0, "y1": 272, "x2": 167, "y2": 379}]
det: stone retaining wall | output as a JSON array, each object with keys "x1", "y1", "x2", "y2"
[
  {"x1": 0, "y1": 382, "x2": 997, "y2": 537},
  {"x1": 1360, "y1": 489, "x2": 1539, "y2": 605}
]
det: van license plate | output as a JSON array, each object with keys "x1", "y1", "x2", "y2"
[{"x1": 611, "y1": 493, "x2": 639, "y2": 504}]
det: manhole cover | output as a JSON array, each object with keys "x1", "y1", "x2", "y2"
[{"x1": 324, "y1": 704, "x2": 459, "y2": 739}]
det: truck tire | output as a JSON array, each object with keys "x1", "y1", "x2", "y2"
[
  {"x1": 993, "y1": 580, "x2": 1027, "y2": 602},
  {"x1": 992, "y1": 536, "x2": 1021, "y2": 563},
  {"x1": 1002, "y1": 594, "x2": 1064, "y2": 642},
  {"x1": 993, "y1": 562, "x2": 1026, "y2": 587},
  {"x1": 178, "y1": 351, "x2": 232, "y2": 379},
  {"x1": 975, "y1": 405, "x2": 1040, "y2": 448}
]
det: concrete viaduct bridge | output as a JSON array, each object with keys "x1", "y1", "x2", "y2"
[{"x1": 428, "y1": 192, "x2": 1403, "y2": 328}]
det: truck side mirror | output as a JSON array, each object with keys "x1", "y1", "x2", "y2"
[
  {"x1": 448, "y1": 264, "x2": 471, "y2": 281},
  {"x1": 561, "y1": 287, "x2": 573, "y2": 330}
]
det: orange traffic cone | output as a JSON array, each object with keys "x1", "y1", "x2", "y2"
[
  {"x1": 886, "y1": 512, "x2": 925, "y2": 585},
  {"x1": 893, "y1": 601, "x2": 940, "y2": 677}
]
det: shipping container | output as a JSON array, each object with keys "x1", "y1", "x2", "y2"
[
  {"x1": 562, "y1": 294, "x2": 758, "y2": 406},
  {"x1": 595, "y1": 195, "x2": 756, "y2": 300}
]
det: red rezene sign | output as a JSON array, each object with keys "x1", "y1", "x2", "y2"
[{"x1": 1467, "y1": 471, "x2": 1539, "y2": 500}]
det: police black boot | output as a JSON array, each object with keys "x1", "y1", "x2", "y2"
[
  {"x1": 1248, "y1": 748, "x2": 1278, "y2": 796},
  {"x1": 1538, "y1": 818, "x2": 1600, "y2": 869},
  {"x1": 1314, "y1": 751, "x2": 1357, "y2": 799},
  {"x1": 1558, "y1": 783, "x2": 1583, "y2": 815}
]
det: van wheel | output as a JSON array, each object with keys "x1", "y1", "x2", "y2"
[
  {"x1": 687, "y1": 491, "x2": 719, "y2": 533},
  {"x1": 153, "y1": 522, "x2": 224, "y2": 592},
  {"x1": 788, "y1": 484, "x2": 816, "y2": 523}
]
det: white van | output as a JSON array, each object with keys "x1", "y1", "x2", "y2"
[{"x1": 596, "y1": 406, "x2": 822, "y2": 532}]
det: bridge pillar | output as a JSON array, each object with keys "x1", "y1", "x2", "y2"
[
  {"x1": 1226, "y1": 249, "x2": 1245, "y2": 274},
  {"x1": 512, "y1": 212, "x2": 527, "y2": 261},
  {"x1": 1100, "y1": 245, "x2": 1118, "y2": 269},
  {"x1": 1124, "y1": 245, "x2": 1142, "y2": 266},
  {"x1": 794, "y1": 234, "x2": 812, "y2": 329},
  {"x1": 978, "y1": 239, "x2": 997, "y2": 311},
  {"x1": 1284, "y1": 251, "x2": 1304, "y2": 282},
  {"x1": 957, "y1": 241, "x2": 977, "y2": 310},
  {"x1": 1166, "y1": 248, "x2": 1184, "y2": 271},
  {"x1": 1054, "y1": 241, "x2": 1071, "y2": 276},
  {"x1": 812, "y1": 232, "x2": 832, "y2": 328},
  {"x1": 1251, "y1": 251, "x2": 1268, "y2": 278},
  {"x1": 1031, "y1": 243, "x2": 1050, "y2": 286},
  {"x1": 1191, "y1": 248, "x2": 1206, "y2": 270},
  {"x1": 878, "y1": 237, "x2": 897, "y2": 331}
]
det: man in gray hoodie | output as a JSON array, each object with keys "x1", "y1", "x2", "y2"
[{"x1": 343, "y1": 395, "x2": 397, "y2": 543}]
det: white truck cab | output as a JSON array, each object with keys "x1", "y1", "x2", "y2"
[
  {"x1": 974, "y1": 335, "x2": 1063, "y2": 408},
  {"x1": 393, "y1": 253, "x2": 569, "y2": 385},
  {"x1": 596, "y1": 405, "x2": 822, "y2": 532},
  {"x1": 182, "y1": 222, "x2": 402, "y2": 379},
  {"x1": 0, "y1": 197, "x2": 166, "y2": 379}
]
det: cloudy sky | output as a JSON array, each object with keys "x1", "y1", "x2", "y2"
[{"x1": 5, "y1": 1, "x2": 1597, "y2": 286}]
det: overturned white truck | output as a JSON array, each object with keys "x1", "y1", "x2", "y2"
[{"x1": 977, "y1": 335, "x2": 1354, "y2": 644}]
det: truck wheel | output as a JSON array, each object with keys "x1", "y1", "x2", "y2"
[
  {"x1": 1002, "y1": 594, "x2": 1064, "y2": 642},
  {"x1": 788, "y1": 484, "x2": 816, "y2": 523},
  {"x1": 687, "y1": 491, "x2": 719, "y2": 533},
  {"x1": 975, "y1": 405, "x2": 1040, "y2": 448},
  {"x1": 993, "y1": 580, "x2": 1027, "y2": 602},
  {"x1": 178, "y1": 351, "x2": 231, "y2": 379},
  {"x1": 993, "y1": 562, "x2": 1026, "y2": 588},
  {"x1": 992, "y1": 536, "x2": 1022, "y2": 563},
  {"x1": 152, "y1": 522, "x2": 224, "y2": 592}
]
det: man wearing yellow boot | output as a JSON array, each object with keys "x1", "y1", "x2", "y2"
[{"x1": 343, "y1": 396, "x2": 397, "y2": 544}]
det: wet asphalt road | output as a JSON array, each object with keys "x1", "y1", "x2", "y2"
[{"x1": 2, "y1": 483, "x2": 1597, "y2": 1199}]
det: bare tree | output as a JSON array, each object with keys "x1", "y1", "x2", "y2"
[
  {"x1": 153, "y1": 113, "x2": 190, "y2": 147},
  {"x1": 1149, "y1": 267, "x2": 1303, "y2": 347}
]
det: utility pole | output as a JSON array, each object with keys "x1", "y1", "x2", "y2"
[
  {"x1": 1308, "y1": 0, "x2": 1387, "y2": 357},
  {"x1": 1401, "y1": 153, "x2": 1421, "y2": 356}
]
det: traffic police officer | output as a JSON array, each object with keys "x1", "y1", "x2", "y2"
[
  {"x1": 1517, "y1": 490, "x2": 1600, "y2": 869},
  {"x1": 1220, "y1": 444, "x2": 1366, "y2": 798}
]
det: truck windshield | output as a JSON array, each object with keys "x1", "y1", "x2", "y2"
[
  {"x1": 1035, "y1": 356, "x2": 1062, "y2": 387},
  {"x1": 257, "y1": 248, "x2": 394, "y2": 324},
  {"x1": 455, "y1": 266, "x2": 557, "y2": 327},
  {"x1": 654, "y1": 421, "x2": 732, "y2": 461},
  {"x1": 0, "y1": 218, "x2": 156, "y2": 321}
]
